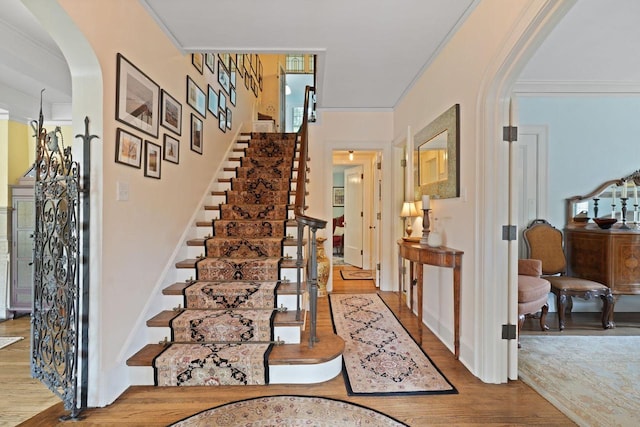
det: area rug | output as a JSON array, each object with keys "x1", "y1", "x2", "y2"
[
  {"x1": 519, "y1": 335, "x2": 640, "y2": 426},
  {"x1": 0, "y1": 336, "x2": 23, "y2": 350},
  {"x1": 329, "y1": 293, "x2": 457, "y2": 395},
  {"x1": 340, "y1": 269, "x2": 374, "y2": 280},
  {"x1": 169, "y1": 395, "x2": 408, "y2": 426}
]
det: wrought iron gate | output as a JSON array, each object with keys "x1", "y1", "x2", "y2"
[{"x1": 30, "y1": 110, "x2": 93, "y2": 419}]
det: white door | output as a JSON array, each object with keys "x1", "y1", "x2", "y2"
[
  {"x1": 372, "y1": 153, "x2": 382, "y2": 286},
  {"x1": 344, "y1": 165, "x2": 364, "y2": 267},
  {"x1": 516, "y1": 126, "x2": 548, "y2": 258}
]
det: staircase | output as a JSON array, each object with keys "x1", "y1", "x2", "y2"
[{"x1": 127, "y1": 131, "x2": 343, "y2": 386}]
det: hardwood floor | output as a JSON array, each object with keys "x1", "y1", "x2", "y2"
[{"x1": 2, "y1": 264, "x2": 582, "y2": 426}]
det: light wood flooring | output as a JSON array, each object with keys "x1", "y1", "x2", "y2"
[{"x1": 1, "y1": 263, "x2": 602, "y2": 426}]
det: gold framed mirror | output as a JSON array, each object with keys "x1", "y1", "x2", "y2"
[{"x1": 414, "y1": 104, "x2": 460, "y2": 199}]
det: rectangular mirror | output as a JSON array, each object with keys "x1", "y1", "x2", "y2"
[{"x1": 413, "y1": 104, "x2": 460, "y2": 199}]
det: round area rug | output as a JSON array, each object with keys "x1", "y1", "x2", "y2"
[{"x1": 169, "y1": 395, "x2": 407, "y2": 426}]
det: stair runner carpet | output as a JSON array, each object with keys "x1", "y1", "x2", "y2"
[{"x1": 153, "y1": 133, "x2": 297, "y2": 386}]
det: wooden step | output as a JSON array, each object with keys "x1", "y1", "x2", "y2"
[
  {"x1": 175, "y1": 256, "x2": 301, "y2": 269},
  {"x1": 126, "y1": 330, "x2": 344, "y2": 367},
  {"x1": 211, "y1": 190, "x2": 300, "y2": 196},
  {"x1": 186, "y1": 237, "x2": 306, "y2": 247},
  {"x1": 196, "y1": 218, "x2": 299, "y2": 226},
  {"x1": 146, "y1": 309, "x2": 303, "y2": 328},
  {"x1": 162, "y1": 280, "x2": 308, "y2": 296}
]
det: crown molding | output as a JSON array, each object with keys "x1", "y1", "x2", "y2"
[{"x1": 513, "y1": 80, "x2": 640, "y2": 96}]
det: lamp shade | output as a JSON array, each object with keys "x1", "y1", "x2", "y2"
[{"x1": 400, "y1": 201, "x2": 418, "y2": 218}]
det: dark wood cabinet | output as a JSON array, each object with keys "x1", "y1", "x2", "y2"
[{"x1": 565, "y1": 226, "x2": 640, "y2": 295}]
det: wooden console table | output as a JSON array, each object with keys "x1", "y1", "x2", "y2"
[{"x1": 397, "y1": 239, "x2": 463, "y2": 359}]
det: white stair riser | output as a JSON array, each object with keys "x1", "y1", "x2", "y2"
[{"x1": 269, "y1": 356, "x2": 343, "y2": 384}]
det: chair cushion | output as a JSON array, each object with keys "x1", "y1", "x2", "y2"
[
  {"x1": 518, "y1": 275, "x2": 551, "y2": 303},
  {"x1": 519, "y1": 296, "x2": 548, "y2": 315},
  {"x1": 546, "y1": 276, "x2": 609, "y2": 292}
]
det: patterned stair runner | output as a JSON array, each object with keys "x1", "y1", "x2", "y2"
[{"x1": 153, "y1": 133, "x2": 297, "y2": 386}]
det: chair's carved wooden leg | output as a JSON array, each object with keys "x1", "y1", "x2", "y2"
[
  {"x1": 601, "y1": 292, "x2": 616, "y2": 329},
  {"x1": 518, "y1": 314, "x2": 525, "y2": 349},
  {"x1": 558, "y1": 293, "x2": 568, "y2": 331},
  {"x1": 539, "y1": 303, "x2": 549, "y2": 331}
]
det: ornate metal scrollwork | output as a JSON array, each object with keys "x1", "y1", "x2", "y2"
[{"x1": 30, "y1": 102, "x2": 83, "y2": 418}]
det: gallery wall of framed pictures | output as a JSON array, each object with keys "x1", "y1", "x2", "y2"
[{"x1": 114, "y1": 51, "x2": 262, "y2": 179}]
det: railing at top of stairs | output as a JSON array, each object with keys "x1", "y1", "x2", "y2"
[{"x1": 294, "y1": 86, "x2": 326, "y2": 348}]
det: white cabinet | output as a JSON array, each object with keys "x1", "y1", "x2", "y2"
[{"x1": 10, "y1": 178, "x2": 35, "y2": 312}]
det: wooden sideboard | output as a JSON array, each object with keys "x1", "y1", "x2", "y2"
[
  {"x1": 565, "y1": 226, "x2": 640, "y2": 295},
  {"x1": 397, "y1": 239, "x2": 463, "y2": 359}
]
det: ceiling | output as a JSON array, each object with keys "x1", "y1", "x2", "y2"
[{"x1": 1, "y1": 0, "x2": 640, "y2": 123}]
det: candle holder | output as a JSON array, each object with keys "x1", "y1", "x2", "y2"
[
  {"x1": 620, "y1": 198, "x2": 630, "y2": 229},
  {"x1": 420, "y1": 208, "x2": 431, "y2": 245},
  {"x1": 593, "y1": 198, "x2": 599, "y2": 219},
  {"x1": 611, "y1": 200, "x2": 616, "y2": 219}
]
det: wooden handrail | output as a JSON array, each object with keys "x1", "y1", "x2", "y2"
[{"x1": 294, "y1": 86, "x2": 326, "y2": 348}]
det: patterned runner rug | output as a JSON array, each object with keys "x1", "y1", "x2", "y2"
[
  {"x1": 169, "y1": 395, "x2": 408, "y2": 426},
  {"x1": 340, "y1": 269, "x2": 374, "y2": 280},
  {"x1": 329, "y1": 293, "x2": 457, "y2": 395}
]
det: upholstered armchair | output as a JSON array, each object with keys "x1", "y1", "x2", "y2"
[
  {"x1": 332, "y1": 215, "x2": 344, "y2": 255},
  {"x1": 518, "y1": 258, "x2": 550, "y2": 347},
  {"x1": 523, "y1": 219, "x2": 615, "y2": 331}
]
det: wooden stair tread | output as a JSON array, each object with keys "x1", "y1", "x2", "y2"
[
  {"x1": 147, "y1": 309, "x2": 303, "y2": 328},
  {"x1": 162, "y1": 280, "x2": 306, "y2": 296},
  {"x1": 186, "y1": 237, "x2": 305, "y2": 247},
  {"x1": 126, "y1": 331, "x2": 344, "y2": 367}
]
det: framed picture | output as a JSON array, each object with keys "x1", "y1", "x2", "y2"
[
  {"x1": 163, "y1": 134, "x2": 179, "y2": 164},
  {"x1": 333, "y1": 187, "x2": 345, "y2": 207},
  {"x1": 244, "y1": 71, "x2": 250, "y2": 90},
  {"x1": 186, "y1": 76, "x2": 206, "y2": 118},
  {"x1": 207, "y1": 85, "x2": 219, "y2": 118},
  {"x1": 217, "y1": 61, "x2": 230, "y2": 94},
  {"x1": 115, "y1": 128, "x2": 143, "y2": 168},
  {"x1": 219, "y1": 91, "x2": 227, "y2": 112},
  {"x1": 115, "y1": 53, "x2": 160, "y2": 137},
  {"x1": 226, "y1": 107, "x2": 232, "y2": 130},
  {"x1": 230, "y1": 87, "x2": 236, "y2": 106},
  {"x1": 205, "y1": 53, "x2": 215, "y2": 73},
  {"x1": 190, "y1": 113, "x2": 203, "y2": 154},
  {"x1": 192, "y1": 53, "x2": 204, "y2": 74},
  {"x1": 160, "y1": 90, "x2": 182, "y2": 135},
  {"x1": 236, "y1": 54, "x2": 244, "y2": 78},
  {"x1": 218, "y1": 111, "x2": 226, "y2": 133},
  {"x1": 144, "y1": 140, "x2": 162, "y2": 179}
]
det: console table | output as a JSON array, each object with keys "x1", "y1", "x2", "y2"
[{"x1": 397, "y1": 239, "x2": 463, "y2": 359}]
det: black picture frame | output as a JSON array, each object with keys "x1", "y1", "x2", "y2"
[
  {"x1": 226, "y1": 107, "x2": 232, "y2": 130},
  {"x1": 192, "y1": 53, "x2": 204, "y2": 74},
  {"x1": 115, "y1": 53, "x2": 160, "y2": 138},
  {"x1": 190, "y1": 113, "x2": 203, "y2": 154},
  {"x1": 144, "y1": 140, "x2": 162, "y2": 179},
  {"x1": 333, "y1": 187, "x2": 345, "y2": 207},
  {"x1": 217, "y1": 60, "x2": 230, "y2": 95},
  {"x1": 207, "y1": 85, "x2": 219, "y2": 118},
  {"x1": 115, "y1": 127, "x2": 143, "y2": 168},
  {"x1": 205, "y1": 53, "x2": 215, "y2": 73},
  {"x1": 230, "y1": 87, "x2": 236, "y2": 106},
  {"x1": 186, "y1": 76, "x2": 206, "y2": 118},
  {"x1": 218, "y1": 111, "x2": 226, "y2": 133},
  {"x1": 160, "y1": 90, "x2": 182, "y2": 135},
  {"x1": 219, "y1": 91, "x2": 227, "y2": 113},
  {"x1": 163, "y1": 134, "x2": 180, "y2": 164}
]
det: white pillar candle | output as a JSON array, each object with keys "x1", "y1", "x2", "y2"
[
  {"x1": 634, "y1": 184, "x2": 638, "y2": 205},
  {"x1": 622, "y1": 182, "x2": 628, "y2": 198},
  {"x1": 422, "y1": 194, "x2": 430, "y2": 210}
]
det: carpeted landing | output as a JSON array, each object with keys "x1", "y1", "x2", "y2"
[{"x1": 153, "y1": 133, "x2": 297, "y2": 386}]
